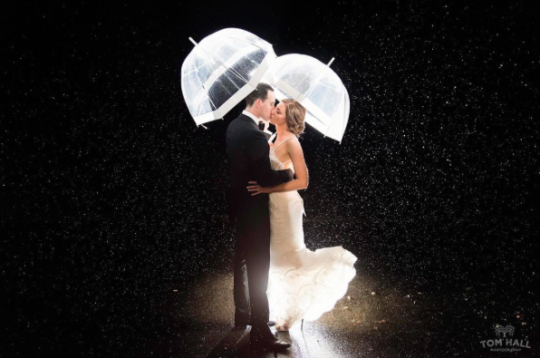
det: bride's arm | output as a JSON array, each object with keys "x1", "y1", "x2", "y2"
[{"x1": 248, "y1": 138, "x2": 308, "y2": 195}]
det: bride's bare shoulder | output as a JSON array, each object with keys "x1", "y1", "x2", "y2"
[
  {"x1": 286, "y1": 136, "x2": 303, "y2": 152},
  {"x1": 293, "y1": 135, "x2": 302, "y2": 144}
]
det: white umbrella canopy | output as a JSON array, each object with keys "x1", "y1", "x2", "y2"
[
  {"x1": 262, "y1": 54, "x2": 350, "y2": 142},
  {"x1": 181, "y1": 28, "x2": 277, "y2": 126}
]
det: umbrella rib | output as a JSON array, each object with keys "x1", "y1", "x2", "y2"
[
  {"x1": 312, "y1": 81, "x2": 340, "y2": 91},
  {"x1": 184, "y1": 58, "x2": 216, "y2": 75},
  {"x1": 220, "y1": 68, "x2": 242, "y2": 92},
  {"x1": 190, "y1": 59, "x2": 219, "y2": 114},
  {"x1": 219, "y1": 34, "x2": 273, "y2": 53},
  {"x1": 295, "y1": 57, "x2": 336, "y2": 101},
  {"x1": 194, "y1": 43, "x2": 249, "y2": 84},
  {"x1": 202, "y1": 69, "x2": 221, "y2": 112},
  {"x1": 203, "y1": 84, "x2": 219, "y2": 112}
]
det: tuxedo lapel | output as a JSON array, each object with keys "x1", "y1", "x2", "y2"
[
  {"x1": 238, "y1": 114, "x2": 259, "y2": 131},
  {"x1": 238, "y1": 114, "x2": 271, "y2": 140}
]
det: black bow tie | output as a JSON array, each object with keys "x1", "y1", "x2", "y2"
[{"x1": 258, "y1": 121, "x2": 265, "y2": 131}]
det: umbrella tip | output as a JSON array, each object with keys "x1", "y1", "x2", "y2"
[
  {"x1": 199, "y1": 124, "x2": 208, "y2": 130},
  {"x1": 327, "y1": 57, "x2": 335, "y2": 67},
  {"x1": 189, "y1": 37, "x2": 198, "y2": 46}
]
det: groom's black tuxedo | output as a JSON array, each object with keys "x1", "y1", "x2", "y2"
[{"x1": 225, "y1": 113, "x2": 293, "y2": 338}]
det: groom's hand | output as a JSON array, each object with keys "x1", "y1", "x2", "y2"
[
  {"x1": 246, "y1": 181, "x2": 271, "y2": 196},
  {"x1": 285, "y1": 169, "x2": 294, "y2": 181}
]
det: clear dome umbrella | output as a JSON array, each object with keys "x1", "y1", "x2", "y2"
[
  {"x1": 262, "y1": 54, "x2": 350, "y2": 142},
  {"x1": 181, "y1": 28, "x2": 277, "y2": 126}
]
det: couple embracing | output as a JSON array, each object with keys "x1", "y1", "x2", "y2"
[{"x1": 226, "y1": 83, "x2": 357, "y2": 351}]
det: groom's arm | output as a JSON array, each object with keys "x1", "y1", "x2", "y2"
[{"x1": 248, "y1": 133, "x2": 293, "y2": 187}]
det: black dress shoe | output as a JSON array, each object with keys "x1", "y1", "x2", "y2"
[{"x1": 250, "y1": 337, "x2": 291, "y2": 351}]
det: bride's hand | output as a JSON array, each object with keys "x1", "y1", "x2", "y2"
[{"x1": 247, "y1": 181, "x2": 271, "y2": 196}]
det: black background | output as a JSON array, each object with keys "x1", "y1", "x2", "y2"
[{"x1": 3, "y1": 1, "x2": 539, "y2": 356}]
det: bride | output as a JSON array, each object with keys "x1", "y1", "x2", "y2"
[{"x1": 247, "y1": 99, "x2": 357, "y2": 331}]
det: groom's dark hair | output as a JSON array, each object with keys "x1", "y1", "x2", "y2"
[{"x1": 245, "y1": 83, "x2": 274, "y2": 108}]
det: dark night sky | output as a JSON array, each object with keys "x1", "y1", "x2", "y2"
[{"x1": 3, "y1": 1, "x2": 540, "y2": 356}]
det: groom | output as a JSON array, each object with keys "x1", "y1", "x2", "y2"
[{"x1": 225, "y1": 83, "x2": 293, "y2": 351}]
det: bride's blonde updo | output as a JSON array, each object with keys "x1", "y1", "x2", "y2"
[{"x1": 281, "y1": 99, "x2": 306, "y2": 137}]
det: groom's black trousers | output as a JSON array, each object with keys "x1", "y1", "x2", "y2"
[{"x1": 231, "y1": 191, "x2": 272, "y2": 334}]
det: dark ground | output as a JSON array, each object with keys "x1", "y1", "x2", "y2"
[{"x1": 2, "y1": 1, "x2": 540, "y2": 357}]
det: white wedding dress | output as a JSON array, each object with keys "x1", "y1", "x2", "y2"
[{"x1": 267, "y1": 137, "x2": 357, "y2": 330}]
